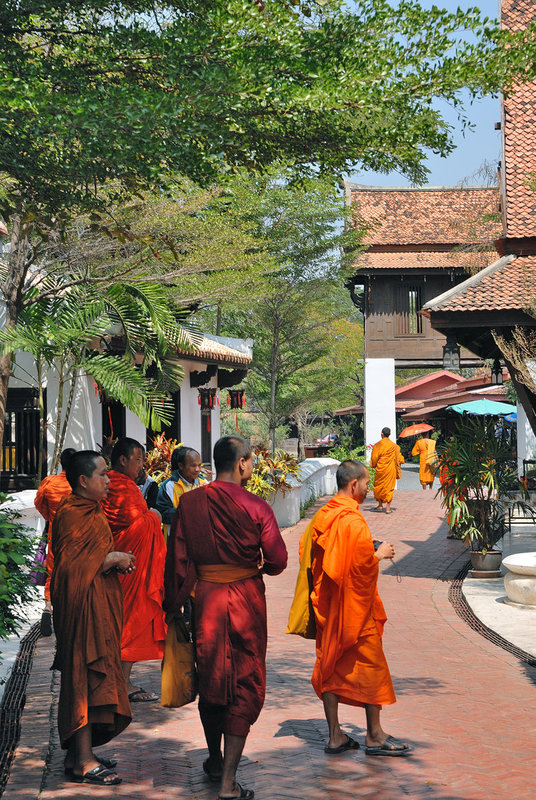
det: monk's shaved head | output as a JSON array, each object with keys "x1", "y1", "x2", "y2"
[
  {"x1": 336, "y1": 459, "x2": 368, "y2": 490},
  {"x1": 65, "y1": 450, "x2": 101, "y2": 491},
  {"x1": 381, "y1": 427, "x2": 391, "y2": 437},
  {"x1": 214, "y1": 435, "x2": 252, "y2": 473}
]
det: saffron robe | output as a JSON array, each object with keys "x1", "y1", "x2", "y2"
[
  {"x1": 51, "y1": 494, "x2": 131, "y2": 749},
  {"x1": 34, "y1": 471, "x2": 72, "y2": 601},
  {"x1": 102, "y1": 470, "x2": 167, "y2": 662},
  {"x1": 412, "y1": 438, "x2": 437, "y2": 486},
  {"x1": 370, "y1": 438, "x2": 405, "y2": 503},
  {"x1": 164, "y1": 480, "x2": 287, "y2": 737},
  {"x1": 310, "y1": 494, "x2": 396, "y2": 708}
]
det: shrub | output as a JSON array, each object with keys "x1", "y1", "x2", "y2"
[
  {"x1": 145, "y1": 432, "x2": 182, "y2": 484},
  {"x1": 329, "y1": 444, "x2": 376, "y2": 488},
  {"x1": 247, "y1": 447, "x2": 301, "y2": 500},
  {"x1": 0, "y1": 494, "x2": 39, "y2": 639}
]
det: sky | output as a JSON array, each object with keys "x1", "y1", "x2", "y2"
[{"x1": 347, "y1": 0, "x2": 502, "y2": 188}]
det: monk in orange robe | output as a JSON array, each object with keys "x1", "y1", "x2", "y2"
[
  {"x1": 412, "y1": 435, "x2": 437, "y2": 489},
  {"x1": 310, "y1": 460, "x2": 411, "y2": 756},
  {"x1": 34, "y1": 448, "x2": 76, "y2": 634},
  {"x1": 101, "y1": 437, "x2": 167, "y2": 703},
  {"x1": 370, "y1": 427, "x2": 404, "y2": 513},
  {"x1": 51, "y1": 450, "x2": 135, "y2": 785}
]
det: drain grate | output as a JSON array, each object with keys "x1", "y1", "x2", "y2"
[
  {"x1": 448, "y1": 562, "x2": 536, "y2": 667},
  {"x1": 0, "y1": 622, "x2": 41, "y2": 796}
]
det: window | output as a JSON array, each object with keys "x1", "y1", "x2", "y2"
[
  {"x1": 395, "y1": 285, "x2": 423, "y2": 336},
  {"x1": 1, "y1": 388, "x2": 45, "y2": 490}
]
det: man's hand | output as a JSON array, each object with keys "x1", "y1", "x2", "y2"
[
  {"x1": 376, "y1": 541, "x2": 395, "y2": 561},
  {"x1": 102, "y1": 551, "x2": 136, "y2": 574}
]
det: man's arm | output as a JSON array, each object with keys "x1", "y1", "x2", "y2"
[
  {"x1": 155, "y1": 480, "x2": 175, "y2": 525},
  {"x1": 259, "y1": 505, "x2": 287, "y2": 576}
]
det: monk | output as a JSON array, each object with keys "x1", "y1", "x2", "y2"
[
  {"x1": 164, "y1": 435, "x2": 287, "y2": 800},
  {"x1": 412, "y1": 434, "x2": 437, "y2": 489},
  {"x1": 34, "y1": 448, "x2": 76, "y2": 635},
  {"x1": 309, "y1": 460, "x2": 410, "y2": 756},
  {"x1": 156, "y1": 445, "x2": 207, "y2": 539},
  {"x1": 370, "y1": 427, "x2": 404, "y2": 513},
  {"x1": 51, "y1": 450, "x2": 135, "y2": 785},
  {"x1": 101, "y1": 437, "x2": 167, "y2": 703}
]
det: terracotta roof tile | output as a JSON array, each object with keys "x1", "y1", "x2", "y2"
[
  {"x1": 180, "y1": 336, "x2": 252, "y2": 365},
  {"x1": 502, "y1": 2, "x2": 536, "y2": 237},
  {"x1": 355, "y1": 249, "x2": 497, "y2": 271},
  {"x1": 347, "y1": 185, "x2": 500, "y2": 246},
  {"x1": 423, "y1": 254, "x2": 536, "y2": 313}
]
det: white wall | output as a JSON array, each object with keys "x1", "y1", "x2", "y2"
[
  {"x1": 517, "y1": 402, "x2": 536, "y2": 477},
  {"x1": 364, "y1": 358, "x2": 396, "y2": 459}
]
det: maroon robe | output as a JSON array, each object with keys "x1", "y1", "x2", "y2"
[{"x1": 164, "y1": 480, "x2": 287, "y2": 737}]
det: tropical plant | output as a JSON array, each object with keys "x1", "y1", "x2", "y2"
[
  {"x1": 329, "y1": 443, "x2": 376, "y2": 489},
  {"x1": 0, "y1": 494, "x2": 38, "y2": 640},
  {"x1": 247, "y1": 447, "x2": 301, "y2": 501},
  {"x1": 145, "y1": 433, "x2": 183, "y2": 484},
  {"x1": 437, "y1": 416, "x2": 532, "y2": 553}
]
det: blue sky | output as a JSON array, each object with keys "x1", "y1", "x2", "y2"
[{"x1": 347, "y1": 1, "x2": 501, "y2": 187}]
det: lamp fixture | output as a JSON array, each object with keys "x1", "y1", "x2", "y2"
[
  {"x1": 442, "y1": 334, "x2": 461, "y2": 372},
  {"x1": 491, "y1": 358, "x2": 503, "y2": 386}
]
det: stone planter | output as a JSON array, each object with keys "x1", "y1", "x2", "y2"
[
  {"x1": 469, "y1": 549, "x2": 502, "y2": 578},
  {"x1": 502, "y1": 552, "x2": 536, "y2": 606}
]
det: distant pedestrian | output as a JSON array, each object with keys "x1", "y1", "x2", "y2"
[
  {"x1": 370, "y1": 428, "x2": 404, "y2": 513},
  {"x1": 34, "y1": 448, "x2": 76, "y2": 635},
  {"x1": 164, "y1": 435, "x2": 287, "y2": 800},
  {"x1": 51, "y1": 451, "x2": 134, "y2": 785},
  {"x1": 412, "y1": 434, "x2": 437, "y2": 489},
  {"x1": 308, "y1": 460, "x2": 411, "y2": 757},
  {"x1": 156, "y1": 445, "x2": 207, "y2": 539}
]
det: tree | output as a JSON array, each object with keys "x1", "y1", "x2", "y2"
[{"x1": 3, "y1": 0, "x2": 536, "y2": 443}]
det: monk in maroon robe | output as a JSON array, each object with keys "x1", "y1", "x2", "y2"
[
  {"x1": 164, "y1": 435, "x2": 287, "y2": 800},
  {"x1": 51, "y1": 451, "x2": 135, "y2": 785}
]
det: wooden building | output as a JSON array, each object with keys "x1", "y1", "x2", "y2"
[{"x1": 345, "y1": 183, "x2": 501, "y2": 369}]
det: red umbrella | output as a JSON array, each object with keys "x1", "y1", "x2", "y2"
[{"x1": 399, "y1": 423, "x2": 434, "y2": 438}]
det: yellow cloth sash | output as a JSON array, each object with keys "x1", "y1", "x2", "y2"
[{"x1": 197, "y1": 564, "x2": 259, "y2": 583}]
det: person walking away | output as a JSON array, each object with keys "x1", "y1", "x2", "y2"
[
  {"x1": 164, "y1": 435, "x2": 287, "y2": 800},
  {"x1": 370, "y1": 428, "x2": 404, "y2": 513},
  {"x1": 51, "y1": 450, "x2": 135, "y2": 785},
  {"x1": 309, "y1": 459, "x2": 411, "y2": 756},
  {"x1": 34, "y1": 448, "x2": 76, "y2": 635},
  {"x1": 101, "y1": 437, "x2": 167, "y2": 703},
  {"x1": 412, "y1": 434, "x2": 437, "y2": 489},
  {"x1": 156, "y1": 445, "x2": 207, "y2": 539}
]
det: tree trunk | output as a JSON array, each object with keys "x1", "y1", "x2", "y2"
[
  {"x1": 295, "y1": 413, "x2": 306, "y2": 461},
  {"x1": 269, "y1": 315, "x2": 280, "y2": 454},
  {"x1": 0, "y1": 214, "x2": 31, "y2": 446}
]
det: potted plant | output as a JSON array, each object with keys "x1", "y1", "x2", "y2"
[{"x1": 438, "y1": 416, "x2": 532, "y2": 576}]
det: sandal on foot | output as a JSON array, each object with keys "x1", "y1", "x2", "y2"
[
  {"x1": 71, "y1": 764, "x2": 122, "y2": 784},
  {"x1": 324, "y1": 735, "x2": 360, "y2": 755},
  {"x1": 217, "y1": 782, "x2": 254, "y2": 800},
  {"x1": 365, "y1": 735, "x2": 411, "y2": 757},
  {"x1": 128, "y1": 686, "x2": 158, "y2": 702},
  {"x1": 203, "y1": 758, "x2": 223, "y2": 782},
  {"x1": 65, "y1": 755, "x2": 117, "y2": 776}
]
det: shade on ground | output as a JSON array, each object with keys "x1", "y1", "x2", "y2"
[{"x1": 447, "y1": 398, "x2": 516, "y2": 415}]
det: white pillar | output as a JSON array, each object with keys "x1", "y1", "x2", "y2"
[{"x1": 364, "y1": 358, "x2": 396, "y2": 461}]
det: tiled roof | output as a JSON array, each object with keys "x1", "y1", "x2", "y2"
[
  {"x1": 422, "y1": 254, "x2": 536, "y2": 313},
  {"x1": 181, "y1": 336, "x2": 252, "y2": 365},
  {"x1": 502, "y1": 2, "x2": 536, "y2": 237},
  {"x1": 346, "y1": 184, "x2": 501, "y2": 246},
  {"x1": 354, "y1": 249, "x2": 497, "y2": 271}
]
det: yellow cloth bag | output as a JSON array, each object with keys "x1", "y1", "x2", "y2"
[
  {"x1": 286, "y1": 520, "x2": 317, "y2": 639},
  {"x1": 161, "y1": 614, "x2": 198, "y2": 708}
]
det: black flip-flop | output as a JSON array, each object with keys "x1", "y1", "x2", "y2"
[
  {"x1": 365, "y1": 735, "x2": 411, "y2": 757},
  {"x1": 324, "y1": 735, "x2": 360, "y2": 755},
  {"x1": 217, "y1": 782, "x2": 254, "y2": 800},
  {"x1": 65, "y1": 755, "x2": 117, "y2": 777},
  {"x1": 70, "y1": 764, "x2": 122, "y2": 784},
  {"x1": 128, "y1": 687, "x2": 158, "y2": 702}
]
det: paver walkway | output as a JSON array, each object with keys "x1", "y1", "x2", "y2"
[{"x1": 4, "y1": 490, "x2": 536, "y2": 800}]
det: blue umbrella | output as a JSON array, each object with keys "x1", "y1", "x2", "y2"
[
  {"x1": 505, "y1": 412, "x2": 517, "y2": 423},
  {"x1": 447, "y1": 399, "x2": 517, "y2": 416}
]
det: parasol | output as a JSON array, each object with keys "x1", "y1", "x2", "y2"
[
  {"x1": 398, "y1": 423, "x2": 434, "y2": 438},
  {"x1": 447, "y1": 399, "x2": 516, "y2": 416}
]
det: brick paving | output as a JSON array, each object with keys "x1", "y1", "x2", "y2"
[{"x1": 4, "y1": 490, "x2": 536, "y2": 800}]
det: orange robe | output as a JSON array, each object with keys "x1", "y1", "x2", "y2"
[
  {"x1": 310, "y1": 495, "x2": 395, "y2": 708},
  {"x1": 370, "y1": 438, "x2": 404, "y2": 503},
  {"x1": 412, "y1": 438, "x2": 437, "y2": 486},
  {"x1": 34, "y1": 471, "x2": 72, "y2": 602},
  {"x1": 101, "y1": 470, "x2": 167, "y2": 662},
  {"x1": 51, "y1": 494, "x2": 131, "y2": 749}
]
